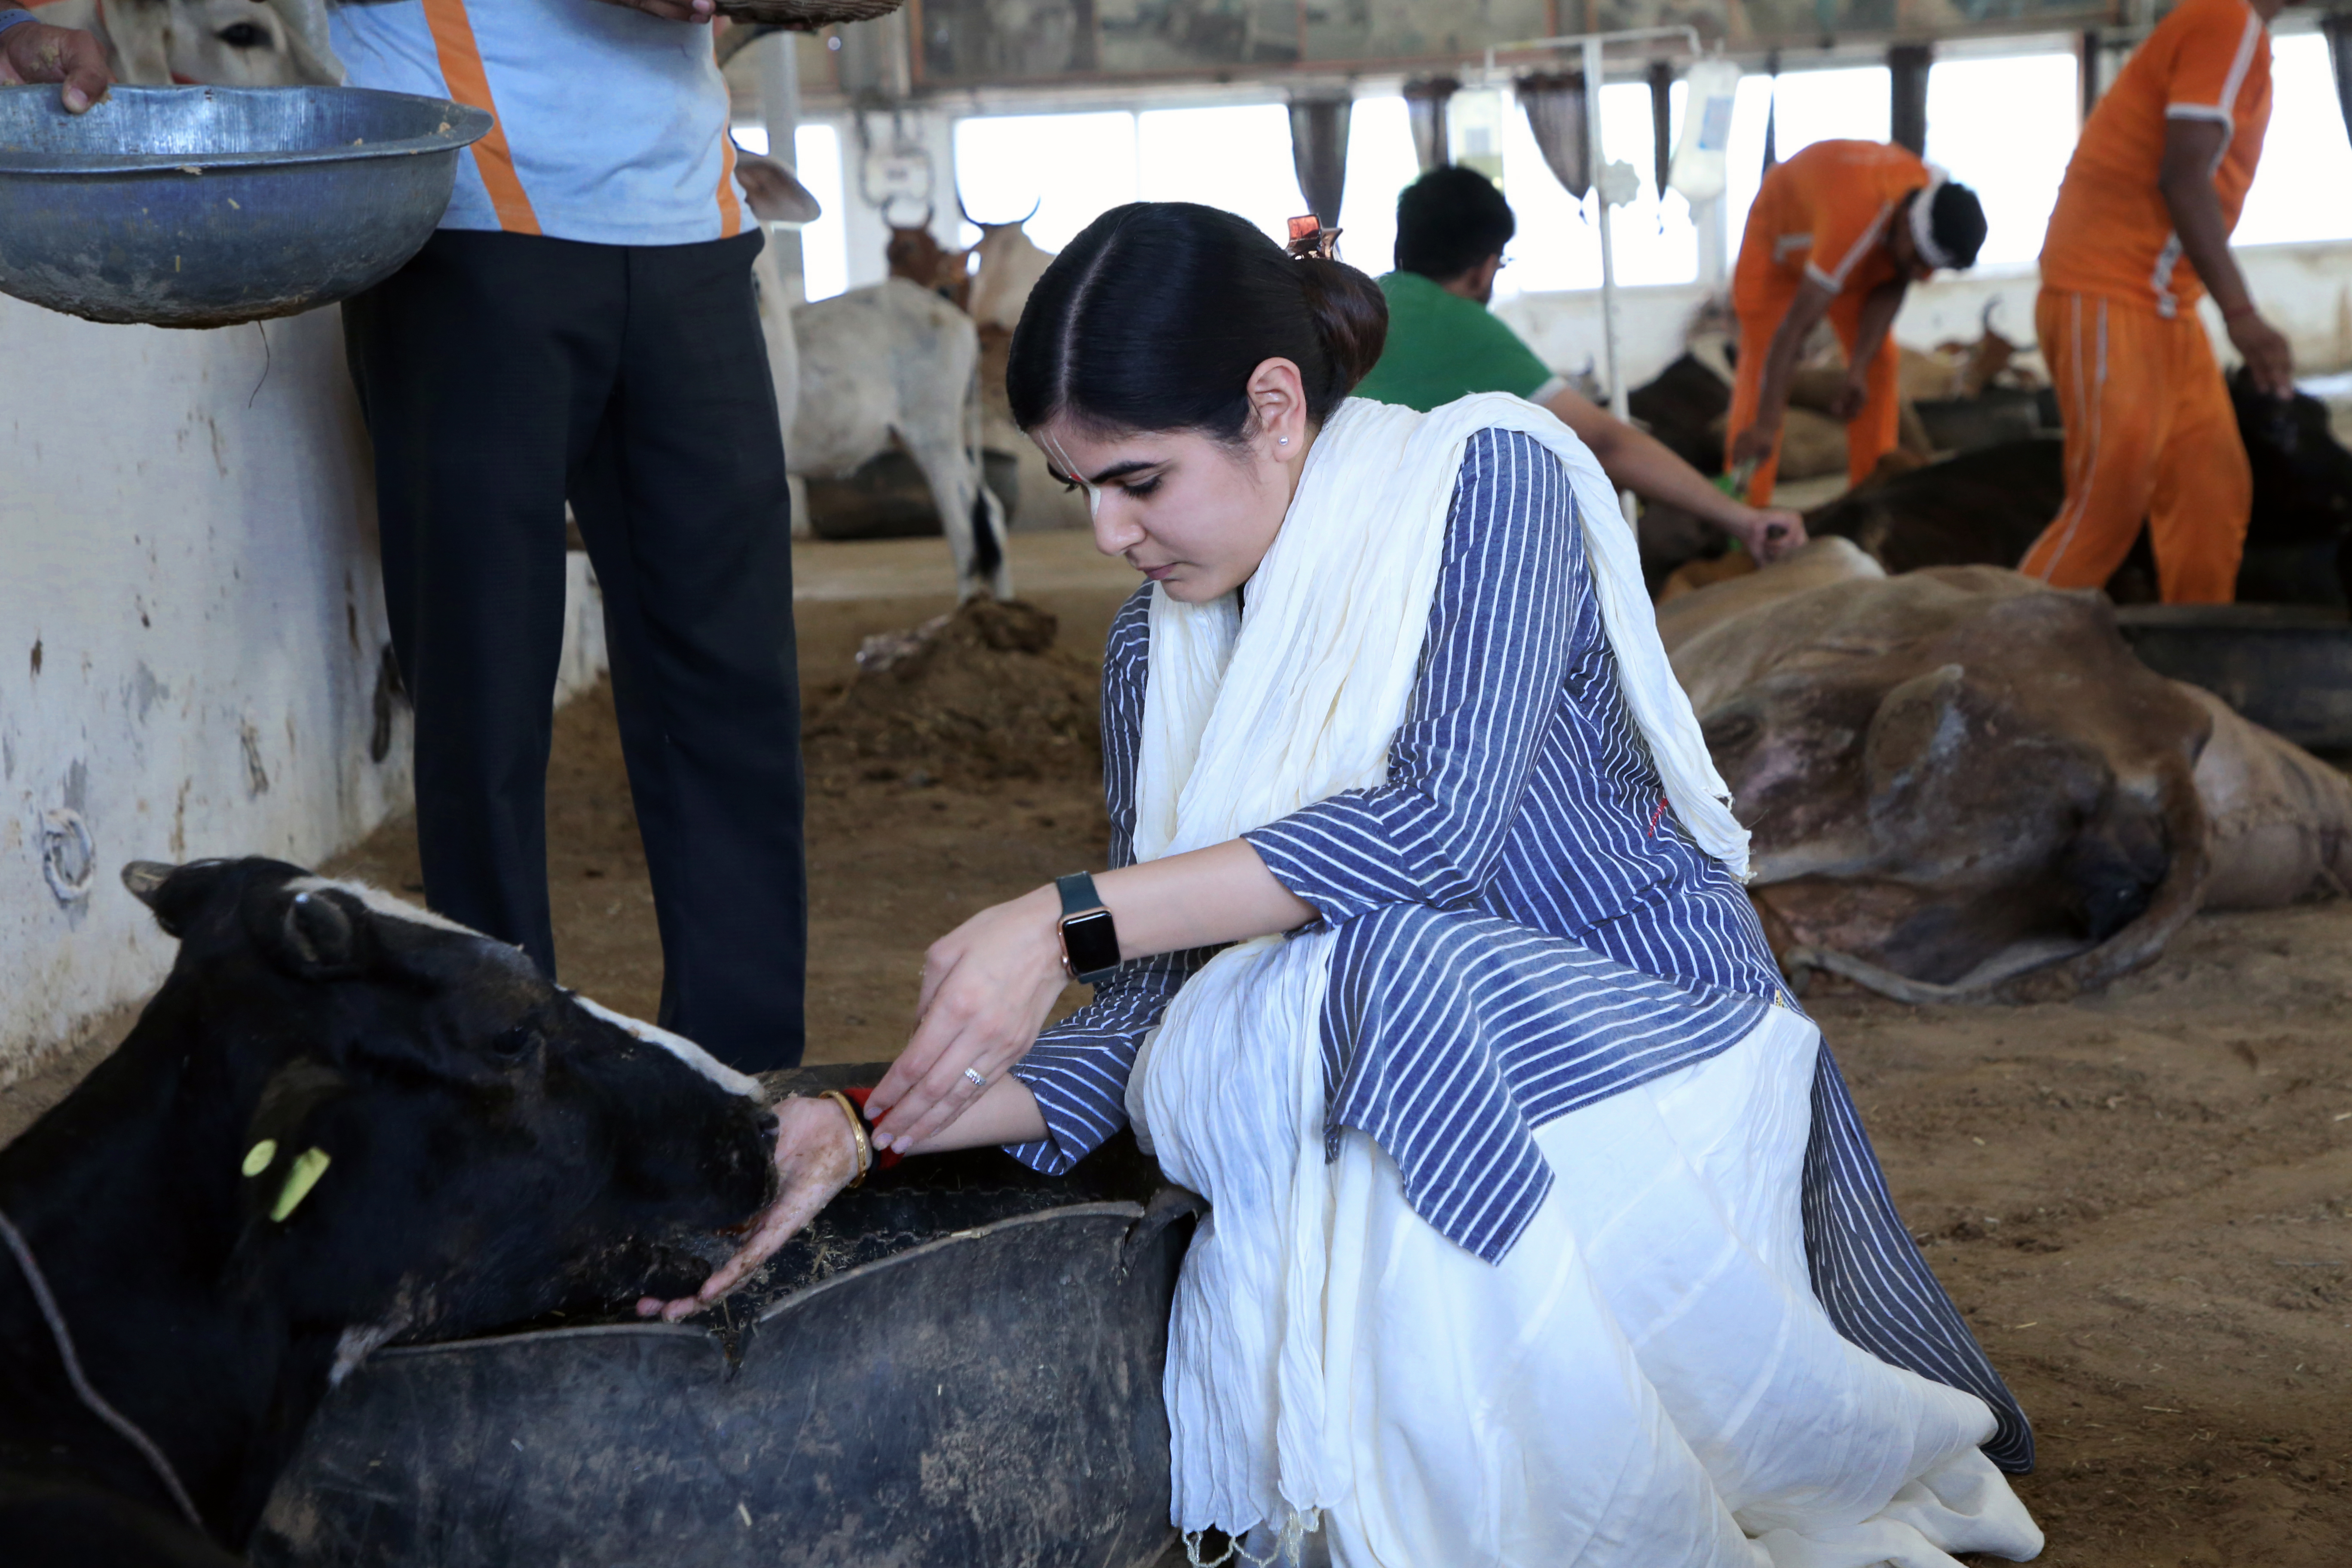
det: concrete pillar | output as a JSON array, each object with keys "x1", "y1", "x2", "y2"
[
  {"x1": 1888, "y1": 43, "x2": 1932, "y2": 156},
  {"x1": 753, "y1": 31, "x2": 804, "y2": 304}
]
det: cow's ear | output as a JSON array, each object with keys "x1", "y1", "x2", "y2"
[
  {"x1": 255, "y1": 886, "x2": 375, "y2": 980},
  {"x1": 122, "y1": 858, "x2": 233, "y2": 938},
  {"x1": 1863, "y1": 663, "x2": 1969, "y2": 813},
  {"x1": 737, "y1": 155, "x2": 822, "y2": 224}
]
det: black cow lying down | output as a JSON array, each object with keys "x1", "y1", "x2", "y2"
[
  {"x1": 0, "y1": 858, "x2": 777, "y2": 1567},
  {"x1": 1806, "y1": 374, "x2": 2352, "y2": 605}
]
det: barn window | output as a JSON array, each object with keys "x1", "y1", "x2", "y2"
[
  {"x1": 953, "y1": 112, "x2": 1141, "y2": 252},
  {"x1": 1924, "y1": 52, "x2": 2078, "y2": 270},
  {"x1": 2236, "y1": 32, "x2": 2352, "y2": 248},
  {"x1": 728, "y1": 122, "x2": 851, "y2": 303}
]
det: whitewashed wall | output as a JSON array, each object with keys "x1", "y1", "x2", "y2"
[
  {"x1": 0, "y1": 299, "x2": 605, "y2": 1083},
  {"x1": 1500, "y1": 239, "x2": 2352, "y2": 394}
]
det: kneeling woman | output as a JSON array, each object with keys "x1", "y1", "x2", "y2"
[{"x1": 658, "y1": 203, "x2": 2043, "y2": 1568}]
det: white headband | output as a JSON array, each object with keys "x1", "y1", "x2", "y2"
[{"x1": 1908, "y1": 166, "x2": 1955, "y2": 271}]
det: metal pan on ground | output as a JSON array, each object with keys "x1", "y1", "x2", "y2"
[
  {"x1": 2116, "y1": 603, "x2": 2352, "y2": 754},
  {"x1": 252, "y1": 1063, "x2": 1197, "y2": 1568},
  {"x1": 0, "y1": 86, "x2": 490, "y2": 329}
]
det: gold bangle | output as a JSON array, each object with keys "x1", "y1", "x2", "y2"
[{"x1": 817, "y1": 1090, "x2": 871, "y2": 1187}]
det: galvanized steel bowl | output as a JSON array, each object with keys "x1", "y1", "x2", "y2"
[{"x1": 0, "y1": 85, "x2": 491, "y2": 329}]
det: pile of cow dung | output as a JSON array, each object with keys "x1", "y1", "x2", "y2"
[{"x1": 804, "y1": 598, "x2": 1101, "y2": 786}]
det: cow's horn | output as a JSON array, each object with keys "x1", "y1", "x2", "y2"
[{"x1": 122, "y1": 860, "x2": 175, "y2": 906}]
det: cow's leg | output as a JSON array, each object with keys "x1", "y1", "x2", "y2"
[
  {"x1": 343, "y1": 231, "x2": 622, "y2": 977},
  {"x1": 570, "y1": 230, "x2": 806, "y2": 1072},
  {"x1": 900, "y1": 433, "x2": 1010, "y2": 600}
]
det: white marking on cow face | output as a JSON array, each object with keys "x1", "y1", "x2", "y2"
[{"x1": 567, "y1": 994, "x2": 764, "y2": 1102}]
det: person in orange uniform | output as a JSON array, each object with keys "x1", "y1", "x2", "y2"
[
  {"x1": 1727, "y1": 141, "x2": 1988, "y2": 505},
  {"x1": 2019, "y1": 0, "x2": 2294, "y2": 604}
]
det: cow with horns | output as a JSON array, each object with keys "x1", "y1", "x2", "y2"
[
  {"x1": 736, "y1": 158, "x2": 1011, "y2": 600},
  {"x1": 0, "y1": 858, "x2": 778, "y2": 1568}
]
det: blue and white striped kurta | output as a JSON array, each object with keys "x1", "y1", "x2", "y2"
[{"x1": 1008, "y1": 428, "x2": 2032, "y2": 1473}]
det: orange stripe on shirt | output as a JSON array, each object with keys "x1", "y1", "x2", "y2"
[
  {"x1": 713, "y1": 32, "x2": 743, "y2": 236},
  {"x1": 421, "y1": 0, "x2": 540, "y2": 236}
]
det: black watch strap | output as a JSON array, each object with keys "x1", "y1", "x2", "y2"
[
  {"x1": 1054, "y1": 873, "x2": 1121, "y2": 984},
  {"x1": 1055, "y1": 872, "x2": 1105, "y2": 916}
]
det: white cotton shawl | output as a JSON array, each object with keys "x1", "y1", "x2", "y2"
[
  {"x1": 1130, "y1": 392, "x2": 1747, "y2": 875},
  {"x1": 1124, "y1": 393, "x2": 1750, "y2": 1543}
]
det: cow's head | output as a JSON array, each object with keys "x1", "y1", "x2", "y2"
[
  {"x1": 96, "y1": 0, "x2": 342, "y2": 86},
  {"x1": 117, "y1": 857, "x2": 776, "y2": 1351},
  {"x1": 1678, "y1": 566, "x2": 2213, "y2": 998},
  {"x1": 2232, "y1": 369, "x2": 2352, "y2": 550}
]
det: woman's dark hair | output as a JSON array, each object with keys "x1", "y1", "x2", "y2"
[
  {"x1": 1005, "y1": 202, "x2": 1388, "y2": 442},
  {"x1": 1394, "y1": 165, "x2": 1516, "y2": 281}
]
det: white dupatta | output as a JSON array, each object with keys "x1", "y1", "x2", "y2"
[{"x1": 1122, "y1": 394, "x2": 1748, "y2": 1545}]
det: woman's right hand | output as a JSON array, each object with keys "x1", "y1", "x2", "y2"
[{"x1": 637, "y1": 1094, "x2": 862, "y2": 1322}]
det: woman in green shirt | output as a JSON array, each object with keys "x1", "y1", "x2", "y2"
[{"x1": 1356, "y1": 167, "x2": 1806, "y2": 565}]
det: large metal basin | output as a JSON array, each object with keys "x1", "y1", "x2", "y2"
[
  {"x1": 2116, "y1": 603, "x2": 2352, "y2": 753},
  {"x1": 0, "y1": 86, "x2": 490, "y2": 328},
  {"x1": 251, "y1": 1064, "x2": 1198, "y2": 1568}
]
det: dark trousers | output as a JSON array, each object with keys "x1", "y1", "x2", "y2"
[{"x1": 343, "y1": 228, "x2": 805, "y2": 1071}]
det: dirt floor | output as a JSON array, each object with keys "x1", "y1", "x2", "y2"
[{"x1": 3, "y1": 538, "x2": 2346, "y2": 1566}]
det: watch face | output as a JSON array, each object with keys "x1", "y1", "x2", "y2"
[{"x1": 1061, "y1": 908, "x2": 1121, "y2": 979}]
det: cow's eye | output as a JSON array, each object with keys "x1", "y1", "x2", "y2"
[
  {"x1": 487, "y1": 1025, "x2": 541, "y2": 1062},
  {"x1": 217, "y1": 21, "x2": 269, "y2": 46}
]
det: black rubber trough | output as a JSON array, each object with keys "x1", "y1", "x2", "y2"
[
  {"x1": 2116, "y1": 603, "x2": 2352, "y2": 754},
  {"x1": 251, "y1": 1063, "x2": 1198, "y2": 1568}
]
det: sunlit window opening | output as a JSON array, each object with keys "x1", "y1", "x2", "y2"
[
  {"x1": 953, "y1": 112, "x2": 1140, "y2": 252},
  {"x1": 1495, "y1": 80, "x2": 1700, "y2": 298},
  {"x1": 1923, "y1": 54, "x2": 2077, "y2": 270},
  {"x1": 729, "y1": 122, "x2": 851, "y2": 302},
  {"x1": 1334, "y1": 95, "x2": 1418, "y2": 276},
  {"x1": 2236, "y1": 33, "x2": 2352, "y2": 248}
]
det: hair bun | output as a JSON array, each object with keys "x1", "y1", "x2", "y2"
[{"x1": 1294, "y1": 257, "x2": 1389, "y2": 398}]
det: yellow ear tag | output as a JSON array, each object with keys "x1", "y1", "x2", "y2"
[
  {"x1": 241, "y1": 1139, "x2": 279, "y2": 1178},
  {"x1": 270, "y1": 1147, "x2": 332, "y2": 1222}
]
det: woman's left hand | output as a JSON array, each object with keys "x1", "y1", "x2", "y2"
[{"x1": 865, "y1": 885, "x2": 1070, "y2": 1154}]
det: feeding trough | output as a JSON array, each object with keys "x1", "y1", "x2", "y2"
[
  {"x1": 0, "y1": 86, "x2": 490, "y2": 328},
  {"x1": 251, "y1": 1064, "x2": 1197, "y2": 1568},
  {"x1": 2116, "y1": 603, "x2": 2352, "y2": 754}
]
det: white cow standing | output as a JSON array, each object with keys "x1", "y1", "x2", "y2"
[
  {"x1": 739, "y1": 158, "x2": 1011, "y2": 602},
  {"x1": 36, "y1": 0, "x2": 341, "y2": 86}
]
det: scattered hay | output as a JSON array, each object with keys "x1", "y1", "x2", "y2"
[{"x1": 806, "y1": 599, "x2": 1101, "y2": 786}]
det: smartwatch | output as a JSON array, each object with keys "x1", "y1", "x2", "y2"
[{"x1": 1054, "y1": 872, "x2": 1121, "y2": 985}]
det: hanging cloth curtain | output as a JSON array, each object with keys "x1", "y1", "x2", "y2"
[
  {"x1": 1515, "y1": 70, "x2": 1591, "y2": 200},
  {"x1": 1647, "y1": 61, "x2": 1674, "y2": 199},
  {"x1": 1761, "y1": 49, "x2": 1780, "y2": 172},
  {"x1": 1287, "y1": 96, "x2": 1354, "y2": 230},
  {"x1": 1401, "y1": 77, "x2": 1458, "y2": 172}
]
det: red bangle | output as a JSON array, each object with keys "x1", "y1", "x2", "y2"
[{"x1": 838, "y1": 1085, "x2": 905, "y2": 1171}]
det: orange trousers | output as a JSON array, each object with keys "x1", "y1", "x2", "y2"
[
  {"x1": 2019, "y1": 289, "x2": 2251, "y2": 603},
  {"x1": 1727, "y1": 282, "x2": 1902, "y2": 507}
]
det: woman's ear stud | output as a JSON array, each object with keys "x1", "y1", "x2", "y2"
[{"x1": 1279, "y1": 437, "x2": 1290, "y2": 445}]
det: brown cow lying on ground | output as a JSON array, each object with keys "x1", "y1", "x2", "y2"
[{"x1": 1659, "y1": 541, "x2": 2352, "y2": 1001}]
